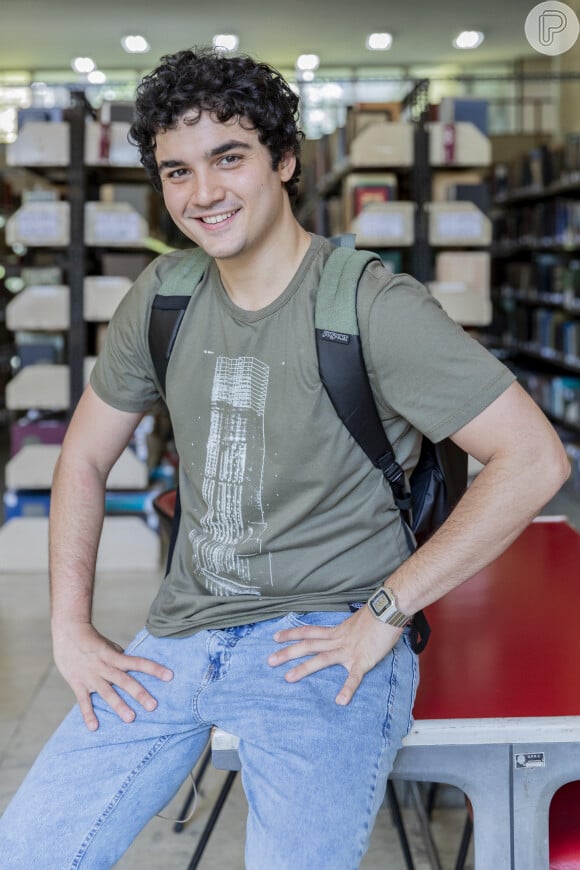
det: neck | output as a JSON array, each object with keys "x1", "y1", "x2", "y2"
[{"x1": 216, "y1": 220, "x2": 311, "y2": 312}]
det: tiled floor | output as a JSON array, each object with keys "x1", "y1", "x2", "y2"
[{"x1": 0, "y1": 479, "x2": 578, "y2": 868}]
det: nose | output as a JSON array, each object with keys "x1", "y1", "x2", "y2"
[{"x1": 190, "y1": 169, "x2": 226, "y2": 208}]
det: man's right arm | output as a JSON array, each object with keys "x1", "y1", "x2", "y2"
[{"x1": 49, "y1": 385, "x2": 173, "y2": 731}]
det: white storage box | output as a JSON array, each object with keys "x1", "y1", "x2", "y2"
[
  {"x1": 350, "y1": 202, "x2": 415, "y2": 247},
  {"x1": 7, "y1": 121, "x2": 142, "y2": 168},
  {"x1": 426, "y1": 202, "x2": 491, "y2": 246},
  {"x1": 84, "y1": 276, "x2": 132, "y2": 322},
  {"x1": 349, "y1": 122, "x2": 414, "y2": 168},
  {"x1": 5, "y1": 444, "x2": 149, "y2": 490},
  {"x1": 5, "y1": 365, "x2": 69, "y2": 411},
  {"x1": 6, "y1": 202, "x2": 70, "y2": 247},
  {"x1": 434, "y1": 250, "x2": 490, "y2": 290},
  {"x1": 428, "y1": 282, "x2": 492, "y2": 326},
  {"x1": 6, "y1": 285, "x2": 70, "y2": 331},
  {"x1": 106, "y1": 448, "x2": 150, "y2": 489},
  {"x1": 428, "y1": 122, "x2": 491, "y2": 167},
  {"x1": 5, "y1": 444, "x2": 60, "y2": 489},
  {"x1": 0, "y1": 516, "x2": 160, "y2": 572},
  {"x1": 430, "y1": 250, "x2": 491, "y2": 326},
  {"x1": 5, "y1": 359, "x2": 94, "y2": 411},
  {"x1": 85, "y1": 122, "x2": 142, "y2": 166},
  {"x1": 6, "y1": 121, "x2": 70, "y2": 166},
  {"x1": 84, "y1": 202, "x2": 148, "y2": 246},
  {"x1": 7, "y1": 202, "x2": 148, "y2": 247}
]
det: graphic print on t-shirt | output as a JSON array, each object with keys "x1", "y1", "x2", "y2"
[{"x1": 189, "y1": 355, "x2": 273, "y2": 595}]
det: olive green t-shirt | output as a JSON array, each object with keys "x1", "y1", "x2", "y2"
[{"x1": 91, "y1": 234, "x2": 515, "y2": 637}]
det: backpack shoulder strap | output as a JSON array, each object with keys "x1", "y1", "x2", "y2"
[
  {"x1": 315, "y1": 247, "x2": 411, "y2": 515},
  {"x1": 317, "y1": 247, "x2": 433, "y2": 653},
  {"x1": 315, "y1": 247, "x2": 377, "y2": 336},
  {"x1": 148, "y1": 248, "x2": 211, "y2": 394},
  {"x1": 154, "y1": 247, "x2": 211, "y2": 297},
  {"x1": 148, "y1": 248, "x2": 211, "y2": 577}
]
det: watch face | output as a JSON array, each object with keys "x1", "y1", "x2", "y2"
[{"x1": 371, "y1": 588, "x2": 392, "y2": 615}]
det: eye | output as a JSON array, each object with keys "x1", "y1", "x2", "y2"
[
  {"x1": 160, "y1": 166, "x2": 190, "y2": 183},
  {"x1": 218, "y1": 153, "x2": 241, "y2": 167}
]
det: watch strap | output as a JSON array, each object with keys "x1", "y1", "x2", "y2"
[{"x1": 367, "y1": 586, "x2": 412, "y2": 627}]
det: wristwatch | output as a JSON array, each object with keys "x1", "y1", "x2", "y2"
[{"x1": 367, "y1": 586, "x2": 412, "y2": 628}]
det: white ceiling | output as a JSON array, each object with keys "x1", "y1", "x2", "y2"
[{"x1": 0, "y1": 0, "x2": 548, "y2": 77}]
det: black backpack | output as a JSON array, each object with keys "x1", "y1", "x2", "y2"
[{"x1": 149, "y1": 241, "x2": 468, "y2": 653}]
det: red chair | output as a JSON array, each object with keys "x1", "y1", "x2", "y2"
[
  {"x1": 153, "y1": 487, "x2": 177, "y2": 538},
  {"x1": 456, "y1": 781, "x2": 580, "y2": 869},
  {"x1": 550, "y1": 781, "x2": 580, "y2": 869}
]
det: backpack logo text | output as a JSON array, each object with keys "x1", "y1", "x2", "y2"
[{"x1": 320, "y1": 329, "x2": 350, "y2": 344}]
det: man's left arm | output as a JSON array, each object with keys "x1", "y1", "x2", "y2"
[{"x1": 268, "y1": 382, "x2": 571, "y2": 703}]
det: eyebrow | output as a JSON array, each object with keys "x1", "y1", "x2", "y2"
[
  {"x1": 207, "y1": 139, "x2": 252, "y2": 158},
  {"x1": 157, "y1": 140, "x2": 252, "y2": 172}
]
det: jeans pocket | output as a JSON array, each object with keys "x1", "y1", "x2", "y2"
[
  {"x1": 400, "y1": 631, "x2": 420, "y2": 732},
  {"x1": 124, "y1": 627, "x2": 150, "y2": 655},
  {"x1": 285, "y1": 610, "x2": 350, "y2": 629}
]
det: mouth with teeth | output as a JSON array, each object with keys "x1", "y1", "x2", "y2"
[{"x1": 199, "y1": 209, "x2": 239, "y2": 225}]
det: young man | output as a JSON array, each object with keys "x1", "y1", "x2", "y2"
[{"x1": 0, "y1": 48, "x2": 569, "y2": 868}]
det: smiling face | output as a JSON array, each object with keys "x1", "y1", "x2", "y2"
[{"x1": 155, "y1": 111, "x2": 297, "y2": 265}]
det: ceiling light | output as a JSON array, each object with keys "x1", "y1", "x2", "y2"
[
  {"x1": 121, "y1": 35, "x2": 150, "y2": 54},
  {"x1": 72, "y1": 57, "x2": 96, "y2": 74},
  {"x1": 6, "y1": 273, "x2": 25, "y2": 288},
  {"x1": 366, "y1": 33, "x2": 393, "y2": 51},
  {"x1": 309, "y1": 109, "x2": 326, "y2": 124},
  {"x1": 296, "y1": 54, "x2": 320, "y2": 72},
  {"x1": 453, "y1": 31, "x2": 484, "y2": 49},
  {"x1": 321, "y1": 83, "x2": 344, "y2": 100},
  {"x1": 87, "y1": 70, "x2": 107, "y2": 84},
  {"x1": 212, "y1": 34, "x2": 239, "y2": 52}
]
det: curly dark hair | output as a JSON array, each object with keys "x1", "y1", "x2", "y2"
[{"x1": 129, "y1": 47, "x2": 304, "y2": 203}]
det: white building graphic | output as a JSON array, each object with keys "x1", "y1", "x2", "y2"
[{"x1": 189, "y1": 356, "x2": 272, "y2": 595}]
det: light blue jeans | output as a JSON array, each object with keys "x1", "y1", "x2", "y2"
[{"x1": 0, "y1": 611, "x2": 418, "y2": 869}]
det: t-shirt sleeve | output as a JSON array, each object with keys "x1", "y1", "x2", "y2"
[
  {"x1": 90, "y1": 256, "x2": 167, "y2": 413},
  {"x1": 358, "y1": 261, "x2": 516, "y2": 442}
]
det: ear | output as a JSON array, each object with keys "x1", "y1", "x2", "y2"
[{"x1": 278, "y1": 150, "x2": 296, "y2": 182}]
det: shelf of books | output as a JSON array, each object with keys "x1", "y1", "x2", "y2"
[
  {"x1": 0, "y1": 97, "x2": 167, "y2": 571},
  {"x1": 491, "y1": 137, "x2": 580, "y2": 490},
  {"x1": 299, "y1": 99, "x2": 492, "y2": 325}
]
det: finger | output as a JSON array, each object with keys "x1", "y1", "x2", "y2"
[
  {"x1": 106, "y1": 669, "x2": 161, "y2": 713},
  {"x1": 98, "y1": 680, "x2": 138, "y2": 724},
  {"x1": 273, "y1": 625, "x2": 334, "y2": 644},
  {"x1": 283, "y1": 650, "x2": 340, "y2": 683},
  {"x1": 118, "y1": 653, "x2": 174, "y2": 682},
  {"x1": 335, "y1": 670, "x2": 364, "y2": 706},
  {"x1": 77, "y1": 693, "x2": 99, "y2": 732},
  {"x1": 268, "y1": 636, "x2": 335, "y2": 667}
]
